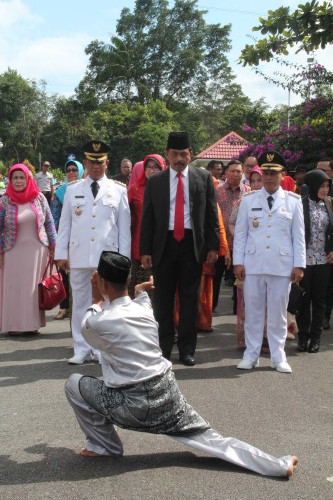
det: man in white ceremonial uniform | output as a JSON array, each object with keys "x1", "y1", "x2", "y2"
[
  {"x1": 65, "y1": 251, "x2": 298, "y2": 478},
  {"x1": 233, "y1": 151, "x2": 306, "y2": 373},
  {"x1": 55, "y1": 140, "x2": 131, "y2": 364}
]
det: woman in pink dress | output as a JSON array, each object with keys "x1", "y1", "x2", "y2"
[{"x1": 0, "y1": 164, "x2": 57, "y2": 335}]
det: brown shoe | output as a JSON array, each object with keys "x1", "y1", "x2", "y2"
[
  {"x1": 54, "y1": 309, "x2": 69, "y2": 320},
  {"x1": 8, "y1": 331, "x2": 22, "y2": 336}
]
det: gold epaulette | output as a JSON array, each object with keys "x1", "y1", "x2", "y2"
[
  {"x1": 243, "y1": 190, "x2": 255, "y2": 196},
  {"x1": 113, "y1": 180, "x2": 126, "y2": 187},
  {"x1": 67, "y1": 179, "x2": 80, "y2": 186},
  {"x1": 287, "y1": 191, "x2": 301, "y2": 198}
]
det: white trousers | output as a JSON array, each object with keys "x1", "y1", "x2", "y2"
[
  {"x1": 70, "y1": 268, "x2": 98, "y2": 356},
  {"x1": 65, "y1": 374, "x2": 292, "y2": 477},
  {"x1": 243, "y1": 274, "x2": 291, "y2": 363}
]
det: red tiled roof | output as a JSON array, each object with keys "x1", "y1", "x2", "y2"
[{"x1": 196, "y1": 131, "x2": 249, "y2": 160}]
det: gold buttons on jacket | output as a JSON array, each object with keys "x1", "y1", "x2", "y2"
[
  {"x1": 266, "y1": 245, "x2": 270, "y2": 249},
  {"x1": 92, "y1": 226, "x2": 95, "y2": 230},
  {"x1": 92, "y1": 214, "x2": 96, "y2": 218},
  {"x1": 91, "y1": 238, "x2": 95, "y2": 241}
]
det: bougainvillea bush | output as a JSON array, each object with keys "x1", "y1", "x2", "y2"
[{"x1": 237, "y1": 96, "x2": 333, "y2": 170}]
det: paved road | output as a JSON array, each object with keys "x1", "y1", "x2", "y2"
[{"x1": 0, "y1": 285, "x2": 332, "y2": 499}]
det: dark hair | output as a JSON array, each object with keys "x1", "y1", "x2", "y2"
[
  {"x1": 207, "y1": 160, "x2": 224, "y2": 171},
  {"x1": 226, "y1": 160, "x2": 243, "y2": 170},
  {"x1": 317, "y1": 157, "x2": 333, "y2": 170}
]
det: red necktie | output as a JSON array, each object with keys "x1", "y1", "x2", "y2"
[{"x1": 174, "y1": 172, "x2": 185, "y2": 241}]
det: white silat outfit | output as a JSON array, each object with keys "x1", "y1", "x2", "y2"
[
  {"x1": 54, "y1": 175, "x2": 131, "y2": 357},
  {"x1": 65, "y1": 290, "x2": 294, "y2": 476},
  {"x1": 233, "y1": 186, "x2": 306, "y2": 364}
]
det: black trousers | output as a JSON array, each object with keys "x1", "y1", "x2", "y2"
[
  {"x1": 59, "y1": 268, "x2": 70, "y2": 310},
  {"x1": 296, "y1": 264, "x2": 330, "y2": 342},
  {"x1": 42, "y1": 191, "x2": 52, "y2": 207},
  {"x1": 153, "y1": 231, "x2": 202, "y2": 359},
  {"x1": 213, "y1": 256, "x2": 225, "y2": 310},
  {"x1": 324, "y1": 264, "x2": 333, "y2": 321}
]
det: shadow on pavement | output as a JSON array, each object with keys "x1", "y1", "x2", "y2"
[{"x1": 0, "y1": 443, "x2": 285, "y2": 485}]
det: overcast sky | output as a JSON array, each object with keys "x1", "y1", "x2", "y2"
[{"x1": 0, "y1": 0, "x2": 332, "y2": 108}]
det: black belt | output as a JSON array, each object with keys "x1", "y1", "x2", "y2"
[{"x1": 168, "y1": 229, "x2": 192, "y2": 234}]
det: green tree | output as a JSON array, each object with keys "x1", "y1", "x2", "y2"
[
  {"x1": 43, "y1": 98, "x2": 178, "y2": 172},
  {"x1": 80, "y1": 0, "x2": 233, "y2": 105},
  {"x1": 239, "y1": 1, "x2": 333, "y2": 66},
  {"x1": 0, "y1": 69, "x2": 53, "y2": 166}
]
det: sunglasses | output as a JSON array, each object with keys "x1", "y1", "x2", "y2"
[{"x1": 66, "y1": 168, "x2": 78, "y2": 173}]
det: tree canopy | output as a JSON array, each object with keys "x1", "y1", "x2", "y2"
[
  {"x1": 0, "y1": 69, "x2": 54, "y2": 166},
  {"x1": 239, "y1": 1, "x2": 333, "y2": 66},
  {"x1": 80, "y1": 0, "x2": 233, "y2": 105}
]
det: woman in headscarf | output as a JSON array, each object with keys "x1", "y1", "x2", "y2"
[
  {"x1": 51, "y1": 159, "x2": 84, "y2": 319},
  {"x1": 0, "y1": 164, "x2": 57, "y2": 335},
  {"x1": 296, "y1": 169, "x2": 333, "y2": 353},
  {"x1": 127, "y1": 154, "x2": 166, "y2": 297}
]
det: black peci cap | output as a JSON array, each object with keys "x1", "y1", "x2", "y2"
[{"x1": 97, "y1": 251, "x2": 131, "y2": 284}]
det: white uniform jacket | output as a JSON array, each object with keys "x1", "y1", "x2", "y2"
[
  {"x1": 233, "y1": 187, "x2": 306, "y2": 277},
  {"x1": 54, "y1": 176, "x2": 131, "y2": 268}
]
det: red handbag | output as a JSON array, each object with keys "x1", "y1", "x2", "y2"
[{"x1": 38, "y1": 258, "x2": 66, "y2": 310}]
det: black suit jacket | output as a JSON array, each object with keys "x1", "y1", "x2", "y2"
[{"x1": 140, "y1": 166, "x2": 220, "y2": 266}]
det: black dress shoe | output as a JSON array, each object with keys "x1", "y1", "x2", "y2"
[
  {"x1": 308, "y1": 340, "x2": 320, "y2": 353},
  {"x1": 297, "y1": 342, "x2": 308, "y2": 352},
  {"x1": 323, "y1": 319, "x2": 330, "y2": 330},
  {"x1": 180, "y1": 355, "x2": 196, "y2": 366}
]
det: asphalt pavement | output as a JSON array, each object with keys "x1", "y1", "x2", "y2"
[{"x1": 0, "y1": 284, "x2": 332, "y2": 500}]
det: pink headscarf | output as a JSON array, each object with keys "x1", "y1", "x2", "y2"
[
  {"x1": 5, "y1": 164, "x2": 40, "y2": 204},
  {"x1": 136, "y1": 154, "x2": 167, "y2": 187},
  {"x1": 249, "y1": 165, "x2": 263, "y2": 178},
  {"x1": 128, "y1": 161, "x2": 144, "y2": 190}
]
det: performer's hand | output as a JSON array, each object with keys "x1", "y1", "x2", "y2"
[
  {"x1": 57, "y1": 259, "x2": 70, "y2": 272},
  {"x1": 327, "y1": 251, "x2": 333, "y2": 264},
  {"x1": 135, "y1": 276, "x2": 155, "y2": 295},
  {"x1": 91, "y1": 271, "x2": 105, "y2": 305},
  {"x1": 206, "y1": 250, "x2": 218, "y2": 265},
  {"x1": 291, "y1": 267, "x2": 304, "y2": 283},
  {"x1": 141, "y1": 255, "x2": 152, "y2": 269},
  {"x1": 234, "y1": 265, "x2": 245, "y2": 281},
  {"x1": 224, "y1": 254, "x2": 231, "y2": 270}
]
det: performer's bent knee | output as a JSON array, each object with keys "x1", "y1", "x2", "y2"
[{"x1": 65, "y1": 373, "x2": 83, "y2": 398}]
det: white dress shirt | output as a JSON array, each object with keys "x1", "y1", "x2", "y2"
[
  {"x1": 82, "y1": 292, "x2": 171, "y2": 388},
  {"x1": 35, "y1": 171, "x2": 53, "y2": 191},
  {"x1": 168, "y1": 166, "x2": 191, "y2": 230}
]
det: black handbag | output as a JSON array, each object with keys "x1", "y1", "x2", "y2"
[{"x1": 287, "y1": 283, "x2": 306, "y2": 315}]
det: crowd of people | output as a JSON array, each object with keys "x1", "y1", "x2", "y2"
[{"x1": 1, "y1": 132, "x2": 332, "y2": 478}]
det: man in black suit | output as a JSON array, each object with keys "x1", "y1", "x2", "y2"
[{"x1": 140, "y1": 132, "x2": 220, "y2": 366}]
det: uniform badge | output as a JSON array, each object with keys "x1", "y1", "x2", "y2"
[
  {"x1": 252, "y1": 218, "x2": 259, "y2": 228},
  {"x1": 75, "y1": 206, "x2": 82, "y2": 216}
]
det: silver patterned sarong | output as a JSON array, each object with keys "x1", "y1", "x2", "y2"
[{"x1": 79, "y1": 369, "x2": 210, "y2": 436}]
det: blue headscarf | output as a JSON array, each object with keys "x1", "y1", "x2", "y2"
[{"x1": 54, "y1": 160, "x2": 84, "y2": 204}]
